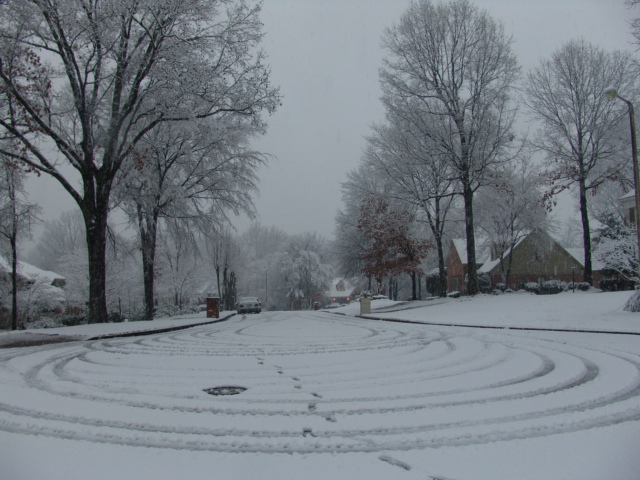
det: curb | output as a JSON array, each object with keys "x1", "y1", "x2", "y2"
[
  {"x1": 355, "y1": 314, "x2": 640, "y2": 336},
  {"x1": 86, "y1": 313, "x2": 236, "y2": 340}
]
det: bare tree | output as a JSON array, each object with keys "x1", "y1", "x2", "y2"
[
  {"x1": 0, "y1": 156, "x2": 40, "y2": 330},
  {"x1": 335, "y1": 163, "x2": 394, "y2": 291},
  {"x1": 525, "y1": 39, "x2": 636, "y2": 284},
  {"x1": 279, "y1": 232, "x2": 332, "y2": 310},
  {"x1": 0, "y1": 0, "x2": 280, "y2": 322},
  {"x1": 117, "y1": 118, "x2": 265, "y2": 320},
  {"x1": 27, "y1": 210, "x2": 84, "y2": 271},
  {"x1": 475, "y1": 156, "x2": 548, "y2": 288},
  {"x1": 363, "y1": 114, "x2": 457, "y2": 297},
  {"x1": 380, "y1": 0, "x2": 519, "y2": 295}
]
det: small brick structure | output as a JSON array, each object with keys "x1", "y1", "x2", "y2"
[{"x1": 206, "y1": 297, "x2": 220, "y2": 318}]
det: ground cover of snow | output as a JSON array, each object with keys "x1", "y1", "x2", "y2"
[{"x1": 1, "y1": 290, "x2": 639, "y2": 480}]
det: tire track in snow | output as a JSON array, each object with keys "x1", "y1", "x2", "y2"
[{"x1": 0, "y1": 311, "x2": 639, "y2": 453}]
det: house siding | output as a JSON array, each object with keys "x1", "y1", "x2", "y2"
[
  {"x1": 446, "y1": 243, "x2": 466, "y2": 295},
  {"x1": 483, "y1": 231, "x2": 593, "y2": 290}
]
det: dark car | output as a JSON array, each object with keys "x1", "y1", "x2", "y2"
[{"x1": 236, "y1": 296, "x2": 262, "y2": 314}]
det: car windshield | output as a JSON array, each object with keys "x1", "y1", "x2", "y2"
[{"x1": 239, "y1": 297, "x2": 258, "y2": 303}]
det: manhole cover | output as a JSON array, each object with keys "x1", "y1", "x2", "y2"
[{"x1": 203, "y1": 386, "x2": 247, "y2": 396}]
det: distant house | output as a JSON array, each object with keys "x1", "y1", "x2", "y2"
[
  {"x1": 0, "y1": 256, "x2": 67, "y2": 312},
  {"x1": 324, "y1": 278, "x2": 356, "y2": 306},
  {"x1": 620, "y1": 189, "x2": 636, "y2": 225},
  {"x1": 447, "y1": 230, "x2": 607, "y2": 294},
  {"x1": 0, "y1": 256, "x2": 66, "y2": 290},
  {"x1": 447, "y1": 239, "x2": 470, "y2": 295}
]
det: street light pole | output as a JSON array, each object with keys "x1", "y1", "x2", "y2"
[{"x1": 605, "y1": 88, "x2": 640, "y2": 271}]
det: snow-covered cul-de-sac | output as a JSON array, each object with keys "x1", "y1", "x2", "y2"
[{"x1": 1, "y1": 291, "x2": 639, "y2": 480}]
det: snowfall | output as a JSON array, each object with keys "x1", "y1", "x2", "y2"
[{"x1": 1, "y1": 291, "x2": 639, "y2": 480}]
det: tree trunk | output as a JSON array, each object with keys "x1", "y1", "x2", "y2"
[
  {"x1": 138, "y1": 206, "x2": 159, "y2": 321},
  {"x1": 85, "y1": 214, "x2": 109, "y2": 323},
  {"x1": 463, "y1": 182, "x2": 479, "y2": 295},
  {"x1": 411, "y1": 272, "x2": 417, "y2": 300},
  {"x1": 579, "y1": 181, "x2": 593, "y2": 285},
  {"x1": 76, "y1": 167, "x2": 113, "y2": 324},
  {"x1": 10, "y1": 230, "x2": 18, "y2": 330},
  {"x1": 436, "y1": 234, "x2": 447, "y2": 297}
]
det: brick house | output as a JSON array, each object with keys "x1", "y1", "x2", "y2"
[
  {"x1": 447, "y1": 230, "x2": 606, "y2": 294},
  {"x1": 446, "y1": 238, "x2": 487, "y2": 295}
]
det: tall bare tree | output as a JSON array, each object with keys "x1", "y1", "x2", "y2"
[
  {"x1": 0, "y1": 0, "x2": 279, "y2": 322},
  {"x1": 0, "y1": 156, "x2": 40, "y2": 330},
  {"x1": 363, "y1": 113, "x2": 456, "y2": 297},
  {"x1": 475, "y1": 156, "x2": 548, "y2": 288},
  {"x1": 380, "y1": 0, "x2": 519, "y2": 295},
  {"x1": 525, "y1": 39, "x2": 636, "y2": 284},
  {"x1": 117, "y1": 118, "x2": 266, "y2": 320}
]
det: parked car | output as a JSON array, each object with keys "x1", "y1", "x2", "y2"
[{"x1": 236, "y1": 297, "x2": 262, "y2": 314}]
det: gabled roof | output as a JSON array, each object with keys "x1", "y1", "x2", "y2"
[
  {"x1": 450, "y1": 238, "x2": 491, "y2": 266},
  {"x1": 451, "y1": 239, "x2": 468, "y2": 264},
  {"x1": 326, "y1": 278, "x2": 355, "y2": 298},
  {"x1": 0, "y1": 256, "x2": 65, "y2": 284},
  {"x1": 478, "y1": 236, "x2": 528, "y2": 274},
  {"x1": 565, "y1": 248, "x2": 606, "y2": 272},
  {"x1": 620, "y1": 190, "x2": 635, "y2": 200}
]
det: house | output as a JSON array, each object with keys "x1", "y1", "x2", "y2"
[
  {"x1": 446, "y1": 238, "x2": 490, "y2": 295},
  {"x1": 447, "y1": 230, "x2": 607, "y2": 294},
  {"x1": 477, "y1": 230, "x2": 592, "y2": 291},
  {"x1": 0, "y1": 256, "x2": 67, "y2": 312},
  {"x1": 620, "y1": 189, "x2": 636, "y2": 225},
  {"x1": 0, "y1": 256, "x2": 66, "y2": 290},
  {"x1": 324, "y1": 278, "x2": 356, "y2": 306}
]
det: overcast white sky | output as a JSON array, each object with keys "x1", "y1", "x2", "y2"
[{"x1": 27, "y1": 0, "x2": 636, "y2": 242}]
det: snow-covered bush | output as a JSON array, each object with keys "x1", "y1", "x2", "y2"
[
  {"x1": 153, "y1": 304, "x2": 199, "y2": 320},
  {"x1": 594, "y1": 221, "x2": 638, "y2": 284},
  {"x1": 599, "y1": 277, "x2": 635, "y2": 292},
  {"x1": 624, "y1": 290, "x2": 640, "y2": 312},
  {"x1": 478, "y1": 272, "x2": 492, "y2": 294},
  {"x1": 540, "y1": 280, "x2": 567, "y2": 295},
  {"x1": 21, "y1": 317, "x2": 64, "y2": 330},
  {"x1": 567, "y1": 281, "x2": 591, "y2": 292},
  {"x1": 523, "y1": 282, "x2": 540, "y2": 294}
]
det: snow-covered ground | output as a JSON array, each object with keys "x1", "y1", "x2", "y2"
[{"x1": 1, "y1": 290, "x2": 639, "y2": 480}]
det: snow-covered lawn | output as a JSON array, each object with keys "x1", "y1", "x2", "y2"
[{"x1": 1, "y1": 290, "x2": 639, "y2": 480}]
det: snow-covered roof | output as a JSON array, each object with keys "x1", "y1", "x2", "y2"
[
  {"x1": 0, "y1": 256, "x2": 65, "y2": 284},
  {"x1": 565, "y1": 248, "x2": 606, "y2": 271},
  {"x1": 478, "y1": 257, "x2": 500, "y2": 274},
  {"x1": 619, "y1": 190, "x2": 635, "y2": 200},
  {"x1": 451, "y1": 239, "x2": 468, "y2": 264},
  {"x1": 451, "y1": 238, "x2": 492, "y2": 266},
  {"x1": 477, "y1": 236, "x2": 529, "y2": 274},
  {"x1": 326, "y1": 278, "x2": 355, "y2": 298}
]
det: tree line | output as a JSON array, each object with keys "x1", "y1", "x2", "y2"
[
  {"x1": 335, "y1": 0, "x2": 639, "y2": 298},
  {"x1": 0, "y1": 0, "x2": 281, "y2": 327}
]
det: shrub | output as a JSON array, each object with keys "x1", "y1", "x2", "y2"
[
  {"x1": 425, "y1": 269, "x2": 446, "y2": 296},
  {"x1": 523, "y1": 282, "x2": 540, "y2": 294},
  {"x1": 22, "y1": 317, "x2": 64, "y2": 329},
  {"x1": 478, "y1": 272, "x2": 492, "y2": 294},
  {"x1": 624, "y1": 289, "x2": 640, "y2": 312},
  {"x1": 599, "y1": 278, "x2": 635, "y2": 292},
  {"x1": 540, "y1": 280, "x2": 566, "y2": 295},
  {"x1": 568, "y1": 282, "x2": 591, "y2": 292},
  {"x1": 108, "y1": 312, "x2": 126, "y2": 323},
  {"x1": 61, "y1": 315, "x2": 88, "y2": 327}
]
